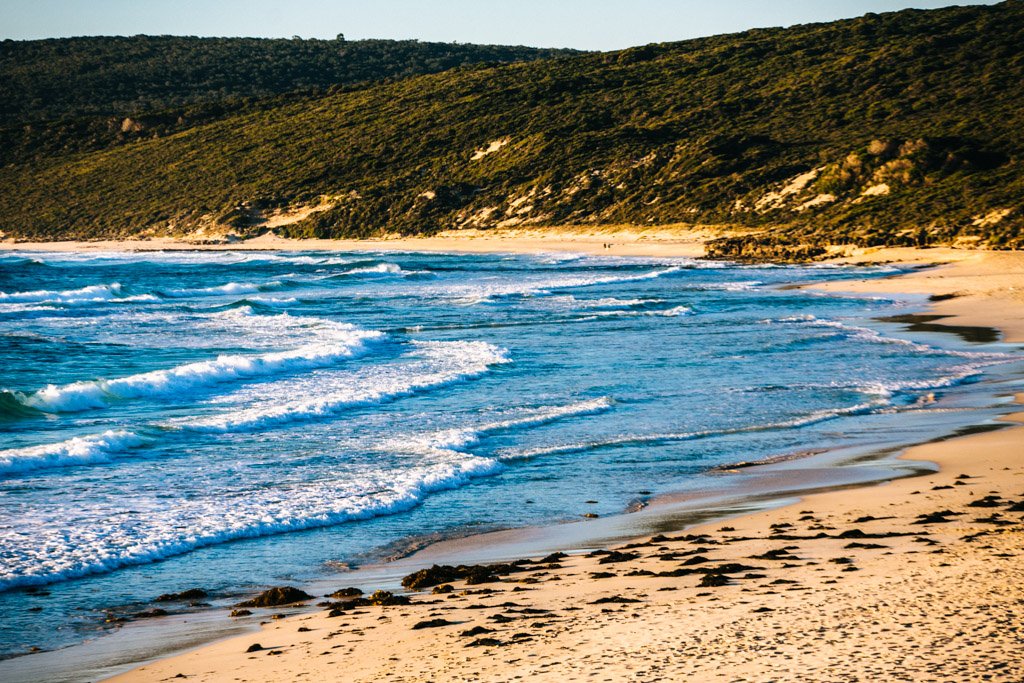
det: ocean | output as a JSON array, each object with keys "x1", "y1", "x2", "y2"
[{"x1": 0, "y1": 249, "x2": 1016, "y2": 661}]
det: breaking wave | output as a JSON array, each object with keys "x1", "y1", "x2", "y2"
[
  {"x1": 0, "y1": 397, "x2": 612, "y2": 589},
  {"x1": 430, "y1": 266, "x2": 682, "y2": 304},
  {"x1": 174, "y1": 340, "x2": 511, "y2": 433},
  {"x1": 0, "y1": 283, "x2": 124, "y2": 305},
  {"x1": 158, "y1": 281, "x2": 278, "y2": 298},
  {"x1": 401, "y1": 397, "x2": 616, "y2": 458},
  {"x1": 0, "y1": 430, "x2": 147, "y2": 476},
  {"x1": 17, "y1": 322, "x2": 384, "y2": 413}
]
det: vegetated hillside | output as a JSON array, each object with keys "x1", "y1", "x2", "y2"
[
  {"x1": 0, "y1": 36, "x2": 576, "y2": 164},
  {"x1": 1, "y1": 2, "x2": 1022, "y2": 257},
  {"x1": 0, "y1": 35, "x2": 576, "y2": 125}
]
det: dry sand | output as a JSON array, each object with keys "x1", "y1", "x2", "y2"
[
  {"x1": 7, "y1": 229, "x2": 1020, "y2": 681},
  {"x1": 0, "y1": 225, "x2": 712, "y2": 259}
]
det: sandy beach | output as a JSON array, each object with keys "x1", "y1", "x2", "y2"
[
  {"x1": 110, "y1": 406, "x2": 1024, "y2": 682},
  {"x1": 0, "y1": 226, "x2": 712, "y2": 259},
  {"x1": 4, "y1": 229, "x2": 1022, "y2": 681}
]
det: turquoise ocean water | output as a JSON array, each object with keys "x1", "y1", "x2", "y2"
[{"x1": 0, "y1": 249, "x2": 1017, "y2": 658}]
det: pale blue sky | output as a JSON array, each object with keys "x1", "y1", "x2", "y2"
[{"x1": 0, "y1": 0, "x2": 1001, "y2": 50}]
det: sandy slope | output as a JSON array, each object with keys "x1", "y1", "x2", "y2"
[{"x1": 7, "y1": 230, "x2": 1018, "y2": 682}]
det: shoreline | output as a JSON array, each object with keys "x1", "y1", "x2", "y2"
[
  {"x1": 5, "y1": 229, "x2": 1021, "y2": 344},
  {"x1": 3, "y1": 436, "x2": 959, "y2": 683},
  {"x1": 1, "y1": 232, "x2": 1021, "y2": 681},
  {"x1": 104, "y1": 398, "x2": 1024, "y2": 682}
]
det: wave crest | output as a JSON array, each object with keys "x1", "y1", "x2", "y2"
[
  {"x1": 159, "y1": 281, "x2": 276, "y2": 298},
  {"x1": 0, "y1": 430, "x2": 146, "y2": 476},
  {"x1": 20, "y1": 320, "x2": 384, "y2": 413},
  {"x1": 176, "y1": 340, "x2": 511, "y2": 432},
  {"x1": 0, "y1": 283, "x2": 123, "y2": 305}
]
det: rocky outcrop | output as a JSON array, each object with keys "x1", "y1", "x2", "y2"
[
  {"x1": 235, "y1": 586, "x2": 312, "y2": 608},
  {"x1": 155, "y1": 588, "x2": 208, "y2": 602},
  {"x1": 401, "y1": 561, "x2": 532, "y2": 590}
]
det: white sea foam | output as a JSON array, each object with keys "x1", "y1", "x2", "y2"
[
  {"x1": 159, "y1": 281, "x2": 277, "y2": 298},
  {"x1": 0, "y1": 303, "x2": 57, "y2": 314},
  {"x1": 652, "y1": 305, "x2": 693, "y2": 317},
  {"x1": 263, "y1": 255, "x2": 356, "y2": 266},
  {"x1": 0, "y1": 283, "x2": 123, "y2": 305},
  {"x1": 0, "y1": 278, "x2": 289, "y2": 307},
  {"x1": 540, "y1": 255, "x2": 705, "y2": 268},
  {"x1": 1, "y1": 251, "x2": 354, "y2": 267},
  {"x1": 2, "y1": 338, "x2": 507, "y2": 476},
  {"x1": 583, "y1": 297, "x2": 652, "y2": 307},
  {"x1": 761, "y1": 315, "x2": 1017, "y2": 401},
  {"x1": 0, "y1": 395, "x2": 616, "y2": 588},
  {"x1": 402, "y1": 397, "x2": 616, "y2": 457},
  {"x1": 0, "y1": 430, "x2": 146, "y2": 476},
  {"x1": 346, "y1": 262, "x2": 403, "y2": 275},
  {"x1": 322, "y1": 262, "x2": 427, "y2": 279},
  {"x1": 501, "y1": 400, "x2": 884, "y2": 461},
  {"x1": 0, "y1": 451, "x2": 506, "y2": 589},
  {"x1": 174, "y1": 340, "x2": 511, "y2": 432},
  {"x1": 686, "y1": 280, "x2": 762, "y2": 291},
  {"x1": 4, "y1": 251, "x2": 252, "y2": 265},
  {"x1": 0, "y1": 285, "x2": 159, "y2": 312},
  {"x1": 766, "y1": 314, "x2": 1014, "y2": 361},
  {"x1": 0, "y1": 306, "x2": 317, "y2": 353},
  {"x1": 853, "y1": 365, "x2": 989, "y2": 399},
  {"x1": 590, "y1": 305, "x2": 693, "y2": 319},
  {"x1": 553, "y1": 296, "x2": 664, "y2": 309},
  {"x1": 243, "y1": 296, "x2": 299, "y2": 307},
  {"x1": 20, "y1": 319, "x2": 384, "y2": 413},
  {"x1": 536, "y1": 252, "x2": 585, "y2": 264},
  {"x1": 546, "y1": 295, "x2": 691, "y2": 318},
  {"x1": 199, "y1": 308, "x2": 375, "y2": 348},
  {"x1": 434, "y1": 266, "x2": 682, "y2": 304}
]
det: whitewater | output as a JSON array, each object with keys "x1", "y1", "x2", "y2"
[{"x1": 0, "y1": 248, "x2": 1017, "y2": 658}]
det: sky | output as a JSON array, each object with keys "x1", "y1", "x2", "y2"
[{"x1": 0, "y1": 0, "x2": 1002, "y2": 50}]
